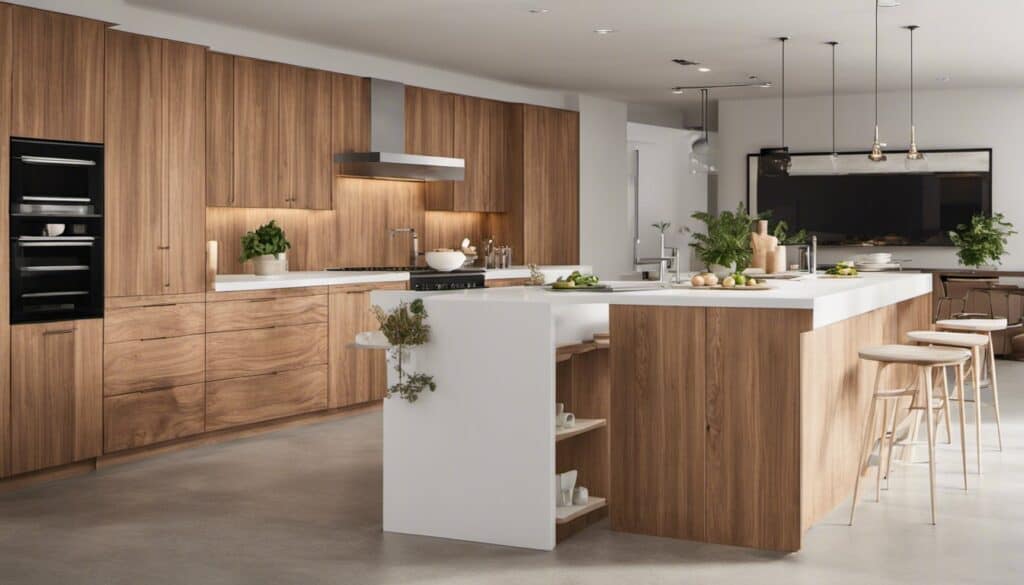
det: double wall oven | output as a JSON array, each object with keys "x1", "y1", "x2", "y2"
[{"x1": 9, "y1": 138, "x2": 104, "y2": 324}]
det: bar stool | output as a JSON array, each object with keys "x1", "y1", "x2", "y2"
[
  {"x1": 850, "y1": 344, "x2": 970, "y2": 526},
  {"x1": 936, "y1": 318, "x2": 1006, "y2": 460},
  {"x1": 907, "y1": 330, "x2": 988, "y2": 476}
]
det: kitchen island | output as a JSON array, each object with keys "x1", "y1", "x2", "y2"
[{"x1": 372, "y1": 273, "x2": 933, "y2": 552}]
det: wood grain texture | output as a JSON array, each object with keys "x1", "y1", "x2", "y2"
[
  {"x1": 205, "y1": 286, "x2": 327, "y2": 303},
  {"x1": 488, "y1": 278, "x2": 531, "y2": 288},
  {"x1": 0, "y1": 2, "x2": 10, "y2": 478},
  {"x1": 103, "y1": 335, "x2": 205, "y2": 396},
  {"x1": 206, "y1": 323, "x2": 328, "y2": 381},
  {"x1": 163, "y1": 38, "x2": 207, "y2": 293},
  {"x1": 233, "y1": 56, "x2": 280, "y2": 208},
  {"x1": 331, "y1": 73, "x2": 370, "y2": 154},
  {"x1": 328, "y1": 283, "x2": 406, "y2": 408},
  {"x1": 406, "y1": 85, "x2": 455, "y2": 210},
  {"x1": 104, "y1": 301, "x2": 205, "y2": 343},
  {"x1": 11, "y1": 6, "x2": 105, "y2": 142},
  {"x1": 521, "y1": 105, "x2": 579, "y2": 265},
  {"x1": 103, "y1": 384, "x2": 205, "y2": 452},
  {"x1": 106, "y1": 292, "x2": 206, "y2": 310},
  {"x1": 453, "y1": 95, "x2": 509, "y2": 212},
  {"x1": 705, "y1": 308, "x2": 812, "y2": 552},
  {"x1": 10, "y1": 320, "x2": 102, "y2": 476},
  {"x1": 206, "y1": 294, "x2": 328, "y2": 333},
  {"x1": 609, "y1": 305, "x2": 707, "y2": 540},
  {"x1": 206, "y1": 365, "x2": 328, "y2": 432},
  {"x1": 279, "y1": 65, "x2": 331, "y2": 209},
  {"x1": 206, "y1": 52, "x2": 234, "y2": 206},
  {"x1": 489, "y1": 103, "x2": 525, "y2": 256},
  {"x1": 104, "y1": 30, "x2": 163, "y2": 297}
]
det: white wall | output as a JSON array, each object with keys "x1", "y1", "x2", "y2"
[
  {"x1": 627, "y1": 123, "x2": 708, "y2": 272},
  {"x1": 719, "y1": 88, "x2": 1024, "y2": 269},
  {"x1": 578, "y1": 96, "x2": 632, "y2": 279}
]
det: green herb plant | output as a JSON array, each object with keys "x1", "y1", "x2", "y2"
[
  {"x1": 949, "y1": 213, "x2": 1017, "y2": 268},
  {"x1": 239, "y1": 220, "x2": 292, "y2": 263},
  {"x1": 651, "y1": 221, "x2": 672, "y2": 234},
  {"x1": 372, "y1": 299, "x2": 437, "y2": 403},
  {"x1": 771, "y1": 220, "x2": 808, "y2": 245},
  {"x1": 686, "y1": 203, "x2": 766, "y2": 271}
]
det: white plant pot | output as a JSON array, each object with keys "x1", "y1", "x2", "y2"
[
  {"x1": 252, "y1": 252, "x2": 287, "y2": 276},
  {"x1": 709, "y1": 262, "x2": 736, "y2": 279}
]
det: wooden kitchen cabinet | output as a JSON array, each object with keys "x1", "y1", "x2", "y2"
[
  {"x1": 521, "y1": 105, "x2": 579, "y2": 265},
  {"x1": 406, "y1": 85, "x2": 455, "y2": 209},
  {"x1": 451, "y1": 96, "x2": 510, "y2": 212},
  {"x1": 328, "y1": 282, "x2": 406, "y2": 408},
  {"x1": 11, "y1": 6, "x2": 105, "y2": 143},
  {"x1": 104, "y1": 383, "x2": 205, "y2": 452},
  {"x1": 105, "y1": 31, "x2": 206, "y2": 297},
  {"x1": 0, "y1": 2, "x2": 11, "y2": 479},
  {"x1": 10, "y1": 319, "x2": 103, "y2": 476},
  {"x1": 233, "y1": 56, "x2": 280, "y2": 208},
  {"x1": 279, "y1": 65, "x2": 332, "y2": 209}
]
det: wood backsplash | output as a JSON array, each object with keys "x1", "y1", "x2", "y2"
[{"x1": 207, "y1": 177, "x2": 500, "y2": 273}]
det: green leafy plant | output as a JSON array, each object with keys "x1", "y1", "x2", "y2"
[
  {"x1": 949, "y1": 213, "x2": 1017, "y2": 268},
  {"x1": 651, "y1": 221, "x2": 672, "y2": 234},
  {"x1": 771, "y1": 220, "x2": 808, "y2": 245},
  {"x1": 686, "y1": 203, "x2": 765, "y2": 271},
  {"x1": 239, "y1": 220, "x2": 292, "y2": 263},
  {"x1": 372, "y1": 299, "x2": 436, "y2": 403}
]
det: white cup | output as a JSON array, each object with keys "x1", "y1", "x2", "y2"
[
  {"x1": 557, "y1": 412, "x2": 575, "y2": 428},
  {"x1": 572, "y1": 486, "x2": 589, "y2": 506}
]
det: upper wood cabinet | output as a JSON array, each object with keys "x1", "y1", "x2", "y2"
[
  {"x1": 405, "y1": 86, "x2": 455, "y2": 209},
  {"x1": 105, "y1": 31, "x2": 206, "y2": 297},
  {"x1": 207, "y1": 54, "x2": 335, "y2": 209},
  {"x1": 10, "y1": 319, "x2": 103, "y2": 475},
  {"x1": 521, "y1": 105, "x2": 579, "y2": 265},
  {"x1": 331, "y1": 72, "x2": 371, "y2": 154},
  {"x1": 454, "y1": 96, "x2": 510, "y2": 213},
  {"x1": 11, "y1": 6, "x2": 105, "y2": 143}
]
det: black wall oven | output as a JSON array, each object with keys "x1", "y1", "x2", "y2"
[{"x1": 9, "y1": 138, "x2": 104, "y2": 324}]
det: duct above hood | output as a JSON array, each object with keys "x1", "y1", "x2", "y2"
[{"x1": 334, "y1": 79, "x2": 465, "y2": 182}]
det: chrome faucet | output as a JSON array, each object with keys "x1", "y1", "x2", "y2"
[
  {"x1": 797, "y1": 235, "x2": 818, "y2": 274},
  {"x1": 389, "y1": 227, "x2": 419, "y2": 268}
]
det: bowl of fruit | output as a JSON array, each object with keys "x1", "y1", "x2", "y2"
[
  {"x1": 680, "y1": 272, "x2": 770, "y2": 290},
  {"x1": 550, "y1": 271, "x2": 607, "y2": 291},
  {"x1": 823, "y1": 261, "x2": 860, "y2": 278}
]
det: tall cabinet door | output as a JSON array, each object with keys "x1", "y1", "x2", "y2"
[
  {"x1": 523, "y1": 105, "x2": 579, "y2": 265},
  {"x1": 406, "y1": 86, "x2": 455, "y2": 210},
  {"x1": 328, "y1": 284, "x2": 404, "y2": 408},
  {"x1": 1, "y1": 3, "x2": 12, "y2": 479},
  {"x1": 104, "y1": 31, "x2": 164, "y2": 297},
  {"x1": 453, "y1": 96, "x2": 508, "y2": 212},
  {"x1": 233, "y1": 57, "x2": 280, "y2": 208},
  {"x1": 10, "y1": 320, "x2": 103, "y2": 475},
  {"x1": 163, "y1": 40, "x2": 206, "y2": 294},
  {"x1": 10, "y1": 6, "x2": 105, "y2": 143},
  {"x1": 279, "y1": 65, "x2": 332, "y2": 210}
]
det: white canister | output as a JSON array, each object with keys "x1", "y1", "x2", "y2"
[{"x1": 572, "y1": 486, "x2": 589, "y2": 506}]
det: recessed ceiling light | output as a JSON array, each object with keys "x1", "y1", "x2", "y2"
[
  {"x1": 697, "y1": 67, "x2": 711, "y2": 73},
  {"x1": 528, "y1": 8, "x2": 549, "y2": 14},
  {"x1": 672, "y1": 87, "x2": 685, "y2": 95},
  {"x1": 593, "y1": 27, "x2": 617, "y2": 35}
]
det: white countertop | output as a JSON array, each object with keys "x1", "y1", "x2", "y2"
[
  {"x1": 416, "y1": 273, "x2": 933, "y2": 329},
  {"x1": 213, "y1": 266, "x2": 589, "y2": 292}
]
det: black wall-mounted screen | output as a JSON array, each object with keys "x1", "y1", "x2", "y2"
[{"x1": 751, "y1": 153, "x2": 992, "y2": 247}]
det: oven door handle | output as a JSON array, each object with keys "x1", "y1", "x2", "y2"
[
  {"x1": 17, "y1": 155, "x2": 97, "y2": 167},
  {"x1": 17, "y1": 241, "x2": 94, "y2": 248}
]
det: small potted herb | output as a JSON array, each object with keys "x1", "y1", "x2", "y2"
[
  {"x1": 949, "y1": 213, "x2": 1017, "y2": 269},
  {"x1": 239, "y1": 220, "x2": 291, "y2": 275},
  {"x1": 373, "y1": 299, "x2": 437, "y2": 403}
]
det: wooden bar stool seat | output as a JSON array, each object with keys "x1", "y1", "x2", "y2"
[
  {"x1": 850, "y1": 344, "x2": 970, "y2": 526},
  {"x1": 935, "y1": 319, "x2": 1006, "y2": 460}
]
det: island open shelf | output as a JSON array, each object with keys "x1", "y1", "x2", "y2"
[
  {"x1": 556, "y1": 497, "x2": 607, "y2": 524},
  {"x1": 555, "y1": 418, "x2": 606, "y2": 442}
]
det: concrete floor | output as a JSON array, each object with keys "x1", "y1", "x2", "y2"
[{"x1": 2, "y1": 363, "x2": 1023, "y2": 585}]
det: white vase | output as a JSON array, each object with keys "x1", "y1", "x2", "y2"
[
  {"x1": 252, "y1": 252, "x2": 287, "y2": 276},
  {"x1": 709, "y1": 262, "x2": 735, "y2": 279}
]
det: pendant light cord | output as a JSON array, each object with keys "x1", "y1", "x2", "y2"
[
  {"x1": 830, "y1": 42, "x2": 838, "y2": 155},
  {"x1": 874, "y1": 0, "x2": 879, "y2": 129},
  {"x1": 781, "y1": 37, "x2": 786, "y2": 146},
  {"x1": 909, "y1": 26, "x2": 914, "y2": 128}
]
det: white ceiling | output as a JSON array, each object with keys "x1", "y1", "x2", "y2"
[{"x1": 127, "y1": 0, "x2": 1024, "y2": 106}]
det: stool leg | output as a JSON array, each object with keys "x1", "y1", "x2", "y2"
[
  {"x1": 955, "y1": 363, "x2": 969, "y2": 491},
  {"x1": 986, "y1": 336, "x2": 1004, "y2": 452},
  {"x1": 940, "y1": 367, "x2": 952, "y2": 445},
  {"x1": 876, "y1": 400, "x2": 890, "y2": 502},
  {"x1": 850, "y1": 367, "x2": 883, "y2": 526},
  {"x1": 924, "y1": 366, "x2": 937, "y2": 525},
  {"x1": 883, "y1": 397, "x2": 900, "y2": 489},
  {"x1": 972, "y1": 346, "x2": 984, "y2": 474}
]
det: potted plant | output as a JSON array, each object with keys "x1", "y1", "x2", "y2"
[
  {"x1": 373, "y1": 299, "x2": 437, "y2": 403},
  {"x1": 769, "y1": 220, "x2": 808, "y2": 273},
  {"x1": 687, "y1": 204, "x2": 762, "y2": 277},
  {"x1": 239, "y1": 220, "x2": 291, "y2": 275},
  {"x1": 949, "y1": 212, "x2": 1017, "y2": 268}
]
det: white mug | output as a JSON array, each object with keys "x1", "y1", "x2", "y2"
[
  {"x1": 572, "y1": 486, "x2": 589, "y2": 506},
  {"x1": 557, "y1": 412, "x2": 575, "y2": 428}
]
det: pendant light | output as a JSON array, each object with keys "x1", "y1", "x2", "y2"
[
  {"x1": 868, "y1": 0, "x2": 887, "y2": 162},
  {"x1": 904, "y1": 25, "x2": 926, "y2": 170},
  {"x1": 827, "y1": 41, "x2": 840, "y2": 170},
  {"x1": 759, "y1": 36, "x2": 791, "y2": 177},
  {"x1": 689, "y1": 88, "x2": 717, "y2": 174}
]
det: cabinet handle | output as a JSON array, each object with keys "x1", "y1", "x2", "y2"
[
  {"x1": 43, "y1": 328, "x2": 74, "y2": 336},
  {"x1": 158, "y1": 245, "x2": 171, "y2": 250},
  {"x1": 246, "y1": 298, "x2": 275, "y2": 303}
]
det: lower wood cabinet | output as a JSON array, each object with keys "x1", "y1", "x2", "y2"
[
  {"x1": 104, "y1": 384, "x2": 206, "y2": 452},
  {"x1": 206, "y1": 365, "x2": 328, "y2": 432},
  {"x1": 206, "y1": 322, "x2": 329, "y2": 381},
  {"x1": 104, "y1": 335, "x2": 206, "y2": 396},
  {"x1": 10, "y1": 319, "x2": 103, "y2": 475}
]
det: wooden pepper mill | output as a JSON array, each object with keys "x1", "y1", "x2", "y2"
[{"x1": 750, "y1": 220, "x2": 777, "y2": 271}]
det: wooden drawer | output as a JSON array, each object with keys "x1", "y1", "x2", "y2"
[
  {"x1": 104, "y1": 335, "x2": 205, "y2": 396},
  {"x1": 206, "y1": 323, "x2": 328, "y2": 381},
  {"x1": 206, "y1": 365, "x2": 328, "y2": 431},
  {"x1": 488, "y1": 278, "x2": 531, "y2": 288},
  {"x1": 104, "y1": 384, "x2": 205, "y2": 452},
  {"x1": 205, "y1": 294, "x2": 328, "y2": 333},
  {"x1": 105, "y1": 302, "x2": 205, "y2": 343}
]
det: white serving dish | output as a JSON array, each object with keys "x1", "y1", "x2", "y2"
[
  {"x1": 855, "y1": 253, "x2": 893, "y2": 264},
  {"x1": 425, "y1": 250, "x2": 466, "y2": 272}
]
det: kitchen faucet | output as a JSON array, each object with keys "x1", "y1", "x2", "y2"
[{"x1": 390, "y1": 227, "x2": 419, "y2": 268}]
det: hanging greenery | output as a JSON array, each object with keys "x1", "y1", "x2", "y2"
[{"x1": 372, "y1": 299, "x2": 436, "y2": 403}]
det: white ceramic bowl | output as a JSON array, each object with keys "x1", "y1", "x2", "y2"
[
  {"x1": 425, "y1": 250, "x2": 466, "y2": 272},
  {"x1": 856, "y1": 252, "x2": 892, "y2": 264}
]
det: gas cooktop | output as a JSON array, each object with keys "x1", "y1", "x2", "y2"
[{"x1": 326, "y1": 266, "x2": 486, "y2": 291}]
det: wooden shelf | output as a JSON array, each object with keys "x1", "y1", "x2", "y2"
[
  {"x1": 555, "y1": 418, "x2": 606, "y2": 442},
  {"x1": 556, "y1": 496, "x2": 607, "y2": 524},
  {"x1": 555, "y1": 338, "x2": 610, "y2": 363}
]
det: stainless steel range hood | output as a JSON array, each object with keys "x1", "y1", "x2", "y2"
[{"x1": 334, "y1": 79, "x2": 465, "y2": 182}]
